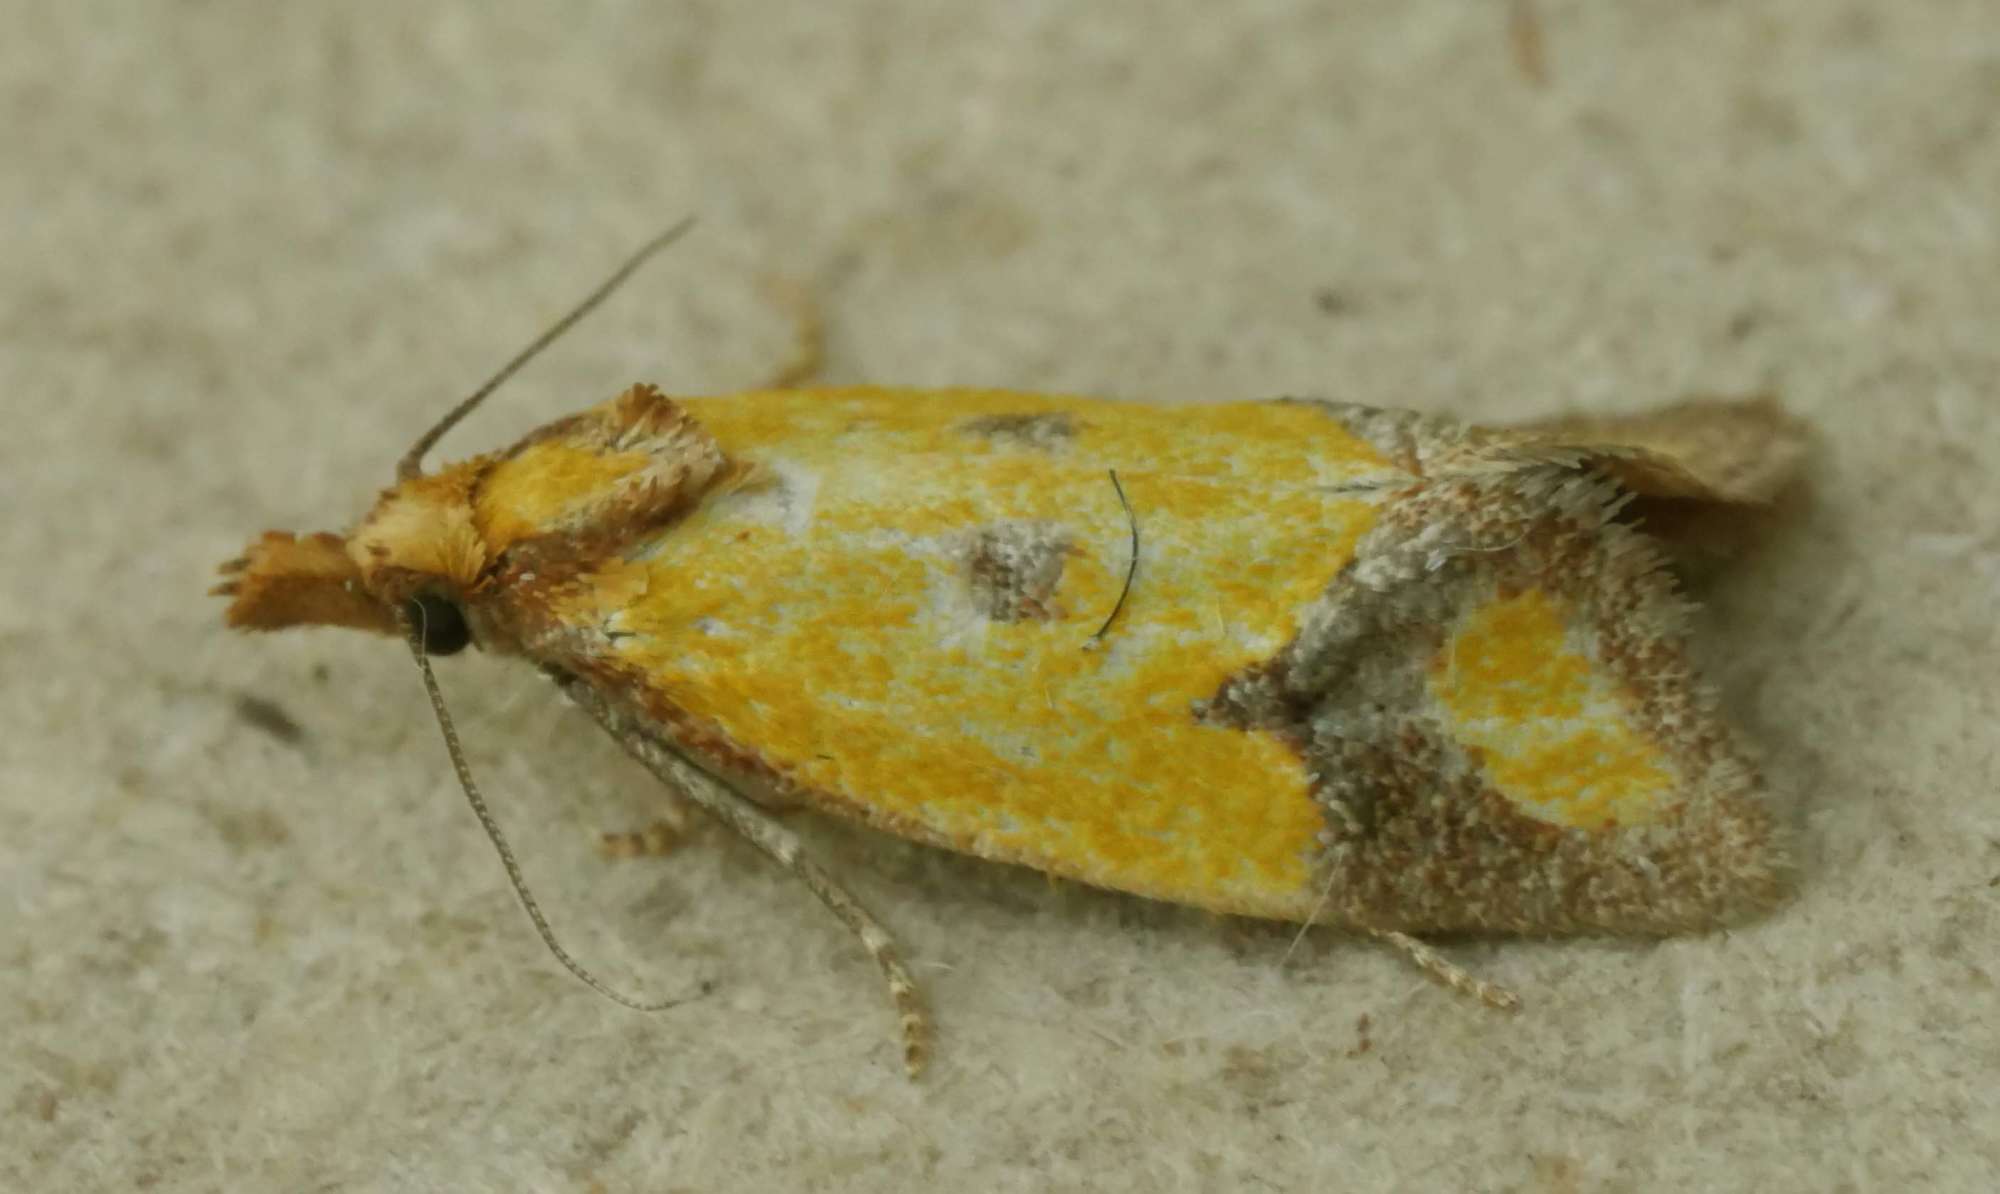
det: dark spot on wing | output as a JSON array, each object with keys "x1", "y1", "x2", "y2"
[
  {"x1": 958, "y1": 412, "x2": 1076, "y2": 449},
  {"x1": 964, "y1": 523, "x2": 1072, "y2": 621}
]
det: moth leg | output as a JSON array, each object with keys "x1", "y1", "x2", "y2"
[
  {"x1": 1369, "y1": 929, "x2": 1521, "y2": 1012},
  {"x1": 602, "y1": 787, "x2": 805, "y2": 848},
  {"x1": 756, "y1": 275, "x2": 826, "y2": 390},
  {"x1": 556, "y1": 674, "x2": 931, "y2": 1078},
  {"x1": 598, "y1": 818, "x2": 688, "y2": 860}
]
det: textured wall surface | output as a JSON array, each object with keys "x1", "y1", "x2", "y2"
[{"x1": 6, "y1": 3, "x2": 1997, "y2": 1190}]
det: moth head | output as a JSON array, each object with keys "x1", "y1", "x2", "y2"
[
  {"x1": 212, "y1": 224, "x2": 718, "y2": 1024},
  {"x1": 214, "y1": 218, "x2": 708, "y2": 659},
  {"x1": 213, "y1": 383, "x2": 726, "y2": 654},
  {"x1": 210, "y1": 454, "x2": 487, "y2": 654}
]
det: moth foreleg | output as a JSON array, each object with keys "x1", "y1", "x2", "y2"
[
  {"x1": 557, "y1": 674, "x2": 931, "y2": 1077},
  {"x1": 598, "y1": 818, "x2": 688, "y2": 860}
]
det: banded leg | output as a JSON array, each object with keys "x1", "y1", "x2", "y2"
[
  {"x1": 1370, "y1": 929, "x2": 1521, "y2": 1011},
  {"x1": 599, "y1": 818, "x2": 688, "y2": 860},
  {"x1": 556, "y1": 673, "x2": 931, "y2": 1078}
]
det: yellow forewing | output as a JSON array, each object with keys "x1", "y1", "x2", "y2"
[{"x1": 557, "y1": 389, "x2": 1401, "y2": 917}]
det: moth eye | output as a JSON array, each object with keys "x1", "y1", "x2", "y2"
[{"x1": 404, "y1": 593, "x2": 471, "y2": 657}]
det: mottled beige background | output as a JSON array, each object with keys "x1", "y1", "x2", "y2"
[{"x1": 6, "y1": 3, "x2": 1997, "y2": 1190}]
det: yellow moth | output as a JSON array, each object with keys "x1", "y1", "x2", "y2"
[{"x1": 216, "y1": 227, "x2": 1802, "y2": 1076}]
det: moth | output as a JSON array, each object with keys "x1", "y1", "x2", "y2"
[{"x1": 215, "y1": 228, "x2": 1803, "y2": 1075}]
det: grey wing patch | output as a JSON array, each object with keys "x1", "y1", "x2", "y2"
[
  {"x1": 1195, "y1": 465, "x2": 1786, "y2": 936},
  {"x1": 963, "y1": 522, "x2": 1072, "y2": 621},
  {"x1": 957, "y1": 411, "x2": 1077, "y2": 449}
]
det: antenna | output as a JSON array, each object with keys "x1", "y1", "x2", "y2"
[
  {"x1": 397, "y1": 217, "x2": 698, "y2": 480},
  {"x1": 400, "y1": 604, "x2": 704, "y2": 1013}
]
